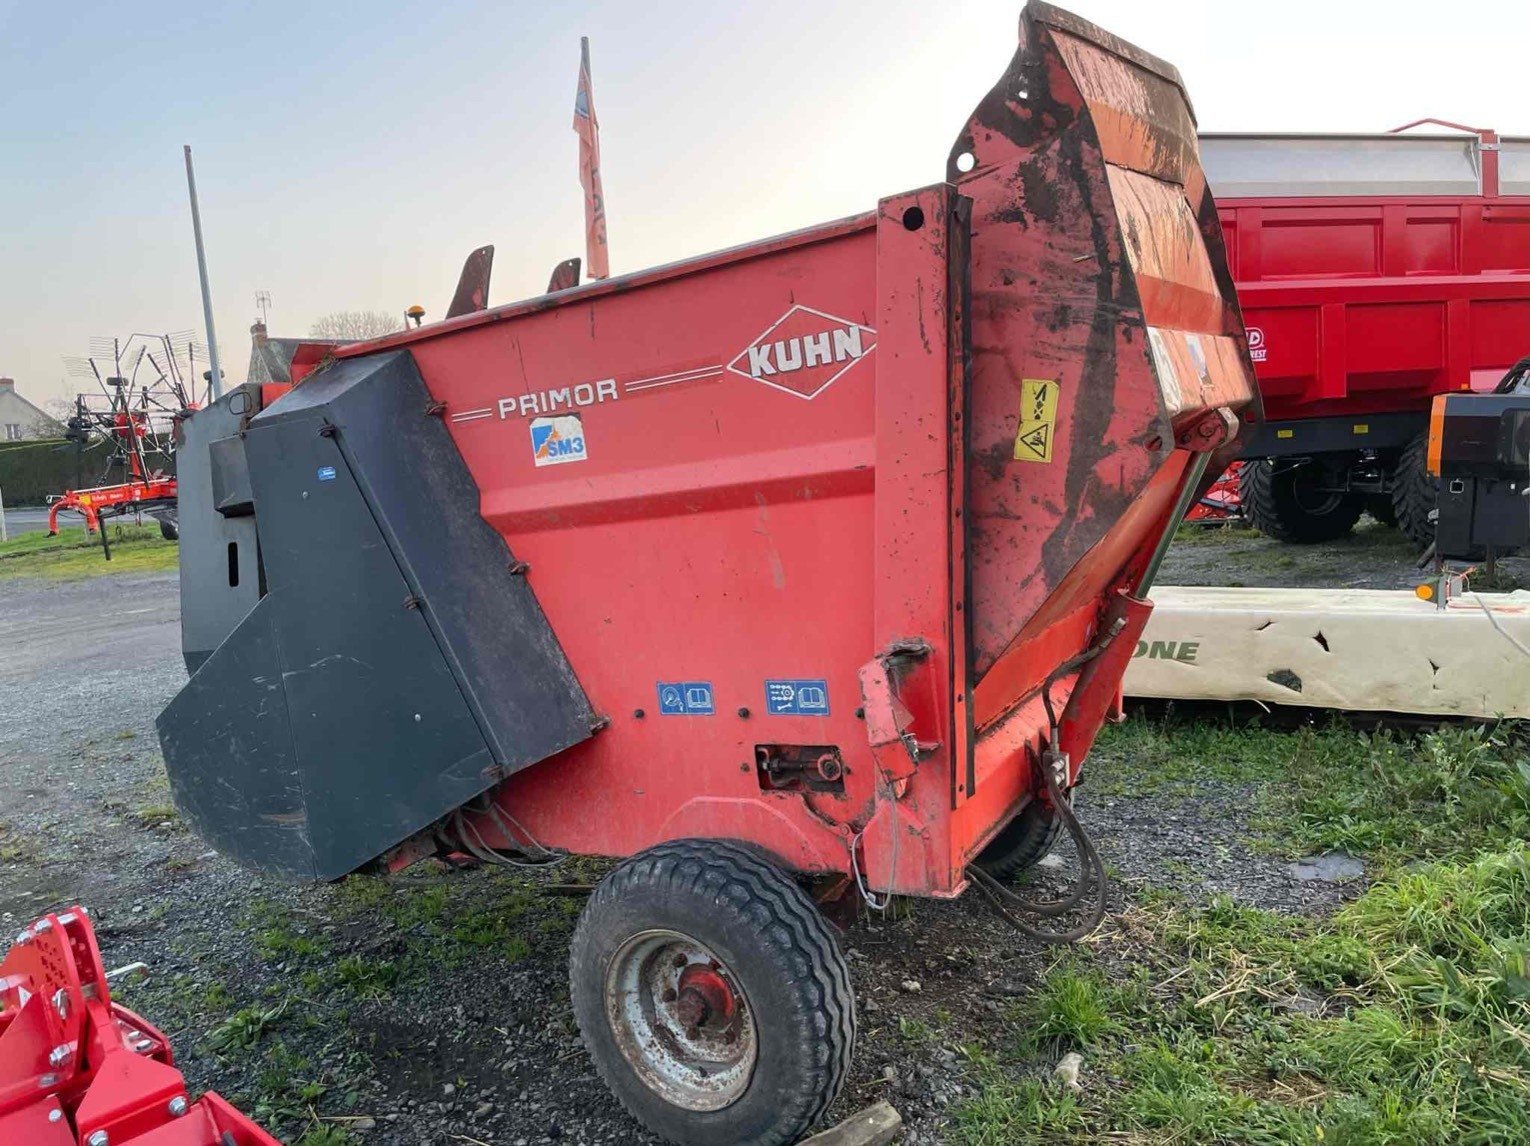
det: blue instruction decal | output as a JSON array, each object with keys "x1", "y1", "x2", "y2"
[
  {"x1": 765, "y1": 679, "x2": 830, "y2": 716},
  {"x1": 656, "y1": 681, "x2": 714, "y2": 716},
  {"x1": 316, "y1": 466, "x2": 337, "y2": 482}
]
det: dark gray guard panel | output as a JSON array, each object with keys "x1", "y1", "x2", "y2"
[
  {"x1": 157, "y1": 350, "x2": 594, "y2": 880},
  {"x1": 248, "y1": 350, "x2": 595, "y2": 768},
  {"x1": 158, "y1": 597, "x2": 315, "y2": 877},
  {"x1": 176, "y1": 386, "x2": 264, "y2": 673}
]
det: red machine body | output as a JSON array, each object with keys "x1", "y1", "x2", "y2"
[
  {"x1": 320, "y1": 6, "x2": 1259, "y2": 899},
  {"x1": 1206, "y1": 128, "x2": 1529, "y2": 427},
  {"x1": 1194, "y1": 128, "x2": 1530, "y2": 544},
  {"x1": 0, "y1": 909, "x2": 277, "y2": 1146}
]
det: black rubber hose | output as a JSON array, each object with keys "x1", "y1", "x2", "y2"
[{"x1": 965, "y1": 762, "x2": 1109, "y2": 943}]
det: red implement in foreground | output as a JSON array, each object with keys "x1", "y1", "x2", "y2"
[{"x1": 0, "y1": 908, "x2": 277, "y2": 1146}]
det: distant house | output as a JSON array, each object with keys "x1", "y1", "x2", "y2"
[
  {"x1": 246, "y1": 322, "x2": 348, "y2": 385},
  {"x1": 0, "y1": 377, "x2": 64, "y2": 441}
]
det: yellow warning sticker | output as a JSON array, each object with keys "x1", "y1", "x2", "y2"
[
  {"x1": 1353, "y1": 423, "x2": 1369, "y2": 435},
  {"x1": 1014, "y1": 378, "x2": 1059, "y2": 463}
]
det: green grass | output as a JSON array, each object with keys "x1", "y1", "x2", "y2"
[
  {"x1": 0, "y1": 523, "x2": 177, "y2": 579},
  {"x1": 1091, "y1": 718, "x2": 1530, "y2": 864},
  {"x1": 954, "y1": 719, "x2": 1530, "y2": 1144}
]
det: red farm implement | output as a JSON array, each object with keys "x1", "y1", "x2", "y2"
[
  {"x1": 0, "y1": 908, "x2": 277, "y2": 1146},
  {"x1": 49, "y1": 334, "x2": 205, "y2": 548},
  {"x1": 1198, "y1": 124, "x2": 1530, "y2": 546},
  {"x1": 153, "y1": 6, "x2": 1257, "y2": 1143}
]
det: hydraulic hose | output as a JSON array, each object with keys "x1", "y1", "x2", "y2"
[{"x1": 965, "y1": 757, "x2": 1108, "y2": 943}]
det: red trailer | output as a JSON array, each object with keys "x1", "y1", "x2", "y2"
[
  {"x1": 155, "y1": 6, "x2": 1256, "y2": 1142},
  {"x1": 1199, "y1": 127, "x2": 1530, "y2": 544}
]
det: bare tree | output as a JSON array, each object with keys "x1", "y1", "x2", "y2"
[
  {"x1": 25, "y1": 396, "x2": 73, "y2": 438},
  {"x1": 309, "y1": 310, "x2": 403, "y2": 340}
]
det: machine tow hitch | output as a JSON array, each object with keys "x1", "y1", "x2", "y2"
[{"x1": 0, "y1": 908, "x2": 278, "y2": 1146}]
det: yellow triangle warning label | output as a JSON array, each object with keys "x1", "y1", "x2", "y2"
[
  {"x1": 1016, "y1": 423, "x2": 1050, "y2": 460},
  {"x1": 1013, "y1": 378, "x2": 1058, "y2": 463}
]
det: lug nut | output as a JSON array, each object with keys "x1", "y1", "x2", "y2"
[
  {"x1": 168, "y1": 1096, "x2": 188, "y2": 1116},
  {"x1": 88, "y1": 1132, "x2": 109, "y2": 1146}
]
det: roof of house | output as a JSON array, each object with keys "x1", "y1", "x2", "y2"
[{"x1": 0, "y1": 378, "x2": 63, "y2": 429}]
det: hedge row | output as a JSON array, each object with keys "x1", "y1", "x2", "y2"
[{"x1": 0, "y1": 439, "x2": 120, "y2": 505}]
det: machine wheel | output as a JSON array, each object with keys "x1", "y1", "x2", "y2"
[
  {"x1": 158, "y1": 517, "x2": 179, "y2": 542},
  {"x1": 1365, "y1": 495, "x2": 1398, "y2": 528},
  {"x1": 1391, "y1": 433, "x2": 1437, "y2": 551},
  {"x1": 1239, "y1": 459, "x2": 1363, "y2": 543},
  {"x1": 569, "y1": 839, "x2": 854, "y2": 1146},
  {"x1": 974, "y1": 800, "x2": 1061, "y2": 879}
]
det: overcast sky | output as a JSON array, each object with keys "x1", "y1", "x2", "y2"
[{"x1": 2, "y1": 0, "x2": 1525, "y2": 406}]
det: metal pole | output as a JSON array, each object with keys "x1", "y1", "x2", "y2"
[
  {"x1": 0, "y1": 484, "x2": 7, "y2": 543},
  {"x1": 183, "y1": 145, "x2": 224, "y2": 400}
]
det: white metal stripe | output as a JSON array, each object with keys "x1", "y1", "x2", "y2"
[{"x1": 623, "y1": 365, "x2": 724, "y2": 391}]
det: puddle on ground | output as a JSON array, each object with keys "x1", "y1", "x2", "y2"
[{"x1": 1285, "y1": 852, "x2": 1365, "y2": 883}]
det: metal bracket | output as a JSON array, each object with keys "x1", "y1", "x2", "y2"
[{"x1": 856, "y1": 638, "x2": 935, "y2": 786}]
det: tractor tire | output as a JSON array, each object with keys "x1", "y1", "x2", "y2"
[
  {"x1": 158, "y1": 517, "x2": 179, "y2": 542},
  {"x1": 1239, "y1": 459, "x2": 1363, "y2": 544},
  {"x1": 570, "y1": 839, "x2": 854, "y2": 1146},
  {"x1": 974, "y1": 800, "x2": 1062, "y2": 880},
  {"x1": 1366, "y1": 495, "x2": 1398, "y2": 528},
  {"x1": 1391, "y1": 433, "x2": 1437, "y2": 551}
]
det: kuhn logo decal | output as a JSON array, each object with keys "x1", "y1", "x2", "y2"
[
  {"x1": 728, "y1": 305, "x2": 876, "y2": 400},
  {"x1": 530, "y1": 415, "x2": 587, "y2": 466}
]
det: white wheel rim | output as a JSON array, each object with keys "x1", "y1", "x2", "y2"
[{"x1": 603, "y1": 928, "x2": 757, "y2": 1111}]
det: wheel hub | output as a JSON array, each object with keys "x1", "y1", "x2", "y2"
[{"x1": 604, "y1": 929, "x2": 757, "y2": 1111}]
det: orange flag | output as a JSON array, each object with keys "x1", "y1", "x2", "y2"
[{"x1": 573, "y1": 36, "x2": 609, "y2": 280}]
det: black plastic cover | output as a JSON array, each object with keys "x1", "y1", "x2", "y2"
[{"x1": 157, "y1": 350, "x2": 594, "y2": 879}]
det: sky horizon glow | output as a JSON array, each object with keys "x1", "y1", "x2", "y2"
[{"x1": 2, "y1": 0, "x2": 1526, "y2": 407}]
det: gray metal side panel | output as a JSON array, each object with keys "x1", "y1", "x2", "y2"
[
  {"x1": 1199, "y1": 133, "x2": 1486, "y2": 198},
  {"x1": 241, "y1": 406, "x2": 497, "y2": 878},
  {"x1": 176, "y1": 388, "x2": 263, "y2": 673},
  {"x1": 250, "y1": 351, "x2": 595, "y2": 769},
  {"x1": 1503, "y1": 140, "x2": 1530, "y2": 197},
  {"x1": 157, "y1": 597, "x2": 315, "y2": 877}
]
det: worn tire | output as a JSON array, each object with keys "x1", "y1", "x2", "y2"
[
  {"x1": 569, "y1": 840, "x2": 854, "y2": 1146},
  {"x1": 1391, "y1": 433, "x2": 1437, "y2": 551},
  {"x1": 975, "y1": 800, "x2": 1062, "y2": 880},
  {"x1": 1239, "y1": 459, "x2": 1363, "y2": 543}
]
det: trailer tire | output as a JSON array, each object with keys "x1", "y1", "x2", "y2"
[
  {"x1": 974, "y1": 800, "x2": 1061, "y2": 879},
  {"x1": 569, "y1": 839, "x2": 854, "y2": 1146},
  {"x1": 1239, "y1": 459, "x2": 1363, "y2": 543},
  {"x1": 158, "y1": 517, "x2": 179, "y2": 542},
  {"x1": 1391, "y1": 433, "x2": 1437, "y2": 551}
]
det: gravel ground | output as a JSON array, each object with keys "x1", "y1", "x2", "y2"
[
  {"x1": 0, "y1": 527, "x2": 1392, "y2": 1144},
  {"x1": 1162, "y1": 514, "x2": 1530, "y2": 590}
]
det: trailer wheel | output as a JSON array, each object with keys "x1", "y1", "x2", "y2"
[
  {"x1": 974, "y1": 800, "x2": 1061, "y2": 879},
  {"x1": 158, "y1": 517, "x2": 179, "y2": 542},
  {"x1": 1391, "y1": 433, "x2": 1437, "y2": 551},
  {"x1": 569, "y1": 839, "x2": 854, "y2": 1146},
  {"x1": 1239, "y1": 459, "x2": 1363, "y2": 543}
]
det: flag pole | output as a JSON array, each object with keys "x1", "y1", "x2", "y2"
[
  {"x1": 574, "y1": 36, "x2": 610, "y2": 280},
  {"x1": 183, "y1": 145, "x2": 225, "y2": 401}
]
